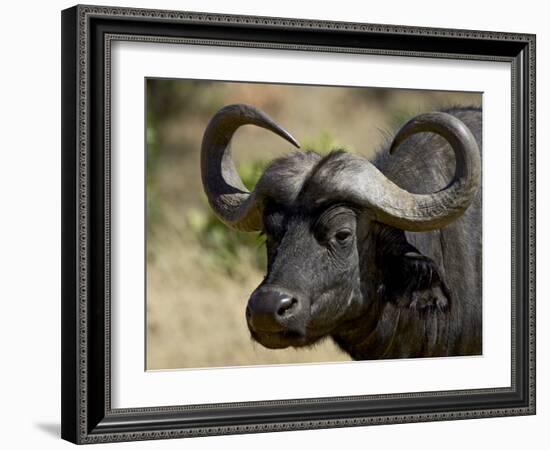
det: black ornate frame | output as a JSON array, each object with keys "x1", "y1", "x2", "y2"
[{"x1": 61, "y1": 4, "x2": 536, "y2": 444}]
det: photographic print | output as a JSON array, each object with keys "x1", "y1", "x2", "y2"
[
  {"x1": 145, "y1": 80, "x2": 482, "y2": 370},
  {"x1": 62, "y1": 6, "x2": 535, "y2": 442}
]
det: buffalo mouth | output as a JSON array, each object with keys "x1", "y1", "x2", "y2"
[{"x1": 249, "y1": 328, "x2": 310, "y2": 349}]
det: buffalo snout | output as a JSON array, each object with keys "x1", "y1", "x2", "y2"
[{"x1": 246, "y1": 287, "x2": 302, "y2": 334}]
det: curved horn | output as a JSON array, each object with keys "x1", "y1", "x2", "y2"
[
  {"x1": 201, "y1": 104, "x2": 300, "y2": 231},
  {"x1": 307, "y1": 112, "x2": 481, "y2": 231}
]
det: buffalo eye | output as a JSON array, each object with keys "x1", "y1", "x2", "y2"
[
  {"x1": 333, "y1": 229, "x2": 353, "y2": 244},
  {"x1": 314, "y1": 205, "x2": 357, "y2": 246}
]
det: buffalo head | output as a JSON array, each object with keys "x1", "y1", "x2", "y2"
[{"x1": 200, "y1": 104, "x2": 481, "y2": 353}]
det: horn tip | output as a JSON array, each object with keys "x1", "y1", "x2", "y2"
[{"x1": 284, "y1": 132, "x2": 301, "y2": 149}]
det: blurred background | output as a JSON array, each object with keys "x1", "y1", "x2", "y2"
[{"x1": 146, "y1": 79, "x2": 481, "y2": 370}]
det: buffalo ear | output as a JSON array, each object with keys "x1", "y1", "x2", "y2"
[{"x1": 384, "y1": 251, "x2": 451, "y2": 314}]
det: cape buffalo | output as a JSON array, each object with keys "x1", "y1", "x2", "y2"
[{"x1": 200, "y1": 103, "x2": 482, "y2": 360}]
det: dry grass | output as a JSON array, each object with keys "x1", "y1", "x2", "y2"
[
  {"x1": 146, "y1": 224, "x2": 349, "y2": 369},
  {"x1": 146, "y1": 80, "x2": 481, "y2": 370}
]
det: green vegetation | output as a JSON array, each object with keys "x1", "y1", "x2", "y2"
[{"x1": 301, "y1": 130, "x2": 355, "y2": 154}]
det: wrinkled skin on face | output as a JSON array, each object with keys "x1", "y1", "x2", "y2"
[{"x1": 248, "y1": 202, "x2": 364, "y2": 349}]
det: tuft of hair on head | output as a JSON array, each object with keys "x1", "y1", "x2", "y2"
[{"x1": 254, "y1": 151, "x2": 322, "y2": 207}]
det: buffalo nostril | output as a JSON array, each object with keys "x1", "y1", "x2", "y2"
[
  {"x1": 277, "y1": 297, "x2": 298, "y2": 316},
  {"x1": 247, "y1": 289, "x2": 301, "y2": 333}
]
